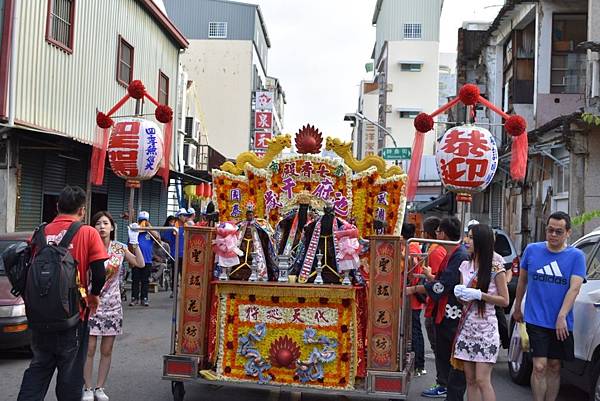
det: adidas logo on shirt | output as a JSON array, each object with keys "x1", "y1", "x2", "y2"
[{"x1": 532, "y1": 261, "x2": 568, "y2": 285}]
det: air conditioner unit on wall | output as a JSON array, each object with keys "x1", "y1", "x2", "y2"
[
  {"x1": 184, "y1": 117, "x2": 200, "y2": 142},
  {"x1": 183, "y1": 143, "x2": 197, "y2": 169}
]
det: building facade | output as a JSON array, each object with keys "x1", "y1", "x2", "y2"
[
  {"x1": 371, "y1": 0, "x2": 443, "y2": 155},
  {"x1": 456, "y1": 0, "x2": 595, "y2": 250},
  {"x1": 164, "y1": 0, "x2": 286, "y2": 159},
  {"x1": 0, "y1": 0, "x2": 187, "y2": 236}
]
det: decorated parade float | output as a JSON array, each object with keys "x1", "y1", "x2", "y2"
[
  {"x1": 162, "y1": 126, "x2": 415, "y2": 400},
  {"x1": 91, "y1": 80, "x2": 527, "y2": 401}
]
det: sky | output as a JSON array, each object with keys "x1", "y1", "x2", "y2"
[{"x1": 254, "y1": 0, "x2": 503, "y2": 140}]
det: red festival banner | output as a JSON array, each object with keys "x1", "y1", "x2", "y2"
[{"x1": 176, "y1": 227, "x2": 215, "y2": 366}]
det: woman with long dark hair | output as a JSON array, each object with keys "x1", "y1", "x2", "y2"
[
  {"x1": 83, "y1": 211, "x2": 145, "y2": 401},
  {"x1": 452, "y1": 224, "x2": 509, "y2": 401}
]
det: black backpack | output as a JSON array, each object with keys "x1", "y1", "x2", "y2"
[
  {"x1": 2, "y1": 239, "x2": 33, "y2": 297},
  {"x1": 24, "y1": 222, "x2": 83, "y2": 332}
]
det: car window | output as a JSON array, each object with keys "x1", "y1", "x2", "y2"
[
  {"x1": 494, "y1": 233, "x2": 512, "y2": 257},
  {"x1": 576, "y1": 241, "x2": 597, "y2": 260},
  {"x1": 587, "y1": 250, "x2": 600, "y2": 280}
]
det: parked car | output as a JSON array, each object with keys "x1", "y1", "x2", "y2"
[
  {"x1": 508, "y1": 227, "x2": 600, "y2": 400},
  {"x1": 0, "y1": 232, "x2": 32, "y2": 350},
  {"x1": 493, "y1": 228, "x2": 520, "y2": 312}
]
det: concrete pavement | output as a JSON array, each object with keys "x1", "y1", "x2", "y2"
[{"x1": 0, "y1": 290, "x2": 589, "y2": 400}]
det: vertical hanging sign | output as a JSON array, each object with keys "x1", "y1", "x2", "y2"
[
  {"x1": 177, "y1": 226, "x2": 215, "y2": 367},
  {"x1": 367, "y1": 236, "x2": 402, "y2": 371}
]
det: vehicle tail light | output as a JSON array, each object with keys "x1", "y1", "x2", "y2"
[
  {"x1": 163, "y1": 355, "x2": 198, "y2": 379},
  {"x1": 511, "y1": 257, "x2": 520, "y2": 277},
  {"x1": 3, "y1": 324, "x2": 28, "y2": 333}
]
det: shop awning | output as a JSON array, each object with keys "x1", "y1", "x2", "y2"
[{"x1": 416, "y1": 192, "x2": 454, "y2": 213}]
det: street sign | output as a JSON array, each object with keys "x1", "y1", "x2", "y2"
[{"x1": 382, "y1": 147, "x2": 412, "y2": 160}]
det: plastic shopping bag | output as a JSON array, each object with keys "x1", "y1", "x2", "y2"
[
  {"x1": 508, "y1": 322, "x2": 529, "y2": 363},
  {"x1": 518, "y1": 321, "x2": 530, "y2": 352}
]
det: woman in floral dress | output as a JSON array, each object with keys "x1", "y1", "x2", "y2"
[
  {"x1": 83, "y1": 212, "x2": 145, "y2": 401},
  {"x1": 452, "y1": 224, "x2": 509, "y2": 401}
]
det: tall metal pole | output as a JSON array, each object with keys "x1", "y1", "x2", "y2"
[{"x1": 128, "y1": 99, "x2": 142, "y2": 224}]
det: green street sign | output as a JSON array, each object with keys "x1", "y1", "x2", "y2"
[{"x1": 382, "y1": 147, "x2": 412, "y2": 160}]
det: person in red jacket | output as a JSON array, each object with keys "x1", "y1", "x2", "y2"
[
  {"x1": 18, "y1": 186, "x2": 108, "y2": 401},
  {"x1": 421, "y1": 217, "x2": 447, "y2": 355}
]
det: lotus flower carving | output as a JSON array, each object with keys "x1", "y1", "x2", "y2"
[
  {"x1": 295, "y1": 125, "x2": 323, "y2": 154},
  {"x1": 268, "y1": 335, "x2": 301, "y2": 368}
]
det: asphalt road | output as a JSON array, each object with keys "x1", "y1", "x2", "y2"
[{"x1": 0, "y1": 290, "x2": 590, "y2": 400}]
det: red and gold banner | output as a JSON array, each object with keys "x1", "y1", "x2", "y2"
[
  {"x1": 367, "y1": 236, "x2": 403, "y2": 371},
  {"x1": 214, "y1": 282, "x2": 358, "y2": 390},
  {"x1": 176, "y1": 227, "x2": 215, "y2": 366}
]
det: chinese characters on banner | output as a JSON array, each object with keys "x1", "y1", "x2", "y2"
[
  {"x1": 176, "y1": 227, "x2": 215, "y2": 366},
  {"x1": 254, "y1": 111, "x2": 273, "y2": 130},
  {"x1": 367, "y1": 239, "x2": 402, "y2": 371},
  {"x1": 254, "y1": 131, "x2": 272, "y2": 150},
  {"x1": 362, "y1": 122, "x2": 377, "y2": 157},
  {"x1": 435, "y1": 125, "x2": 498, "y2": 194}
]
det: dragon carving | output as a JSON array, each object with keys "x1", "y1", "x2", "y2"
[
  {"x1": 220, "y1": 134, "x2": 292, "y2": 175},
  {"x1": 325, "y1": 137, "x2": 404, "y2": 178}
]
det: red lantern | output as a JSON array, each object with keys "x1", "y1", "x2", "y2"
[
  {"x1": 108, "y1": 118, "x2": 164, "y2": 187},
  {"x1": 435, "y1": 125, "x2": 498, "y2": 202},
  {"x1": 206, "y1": 183, "x2": 212, "y2": 199}
]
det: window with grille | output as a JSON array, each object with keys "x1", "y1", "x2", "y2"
[
  {"x1": 551, "y1": 14, "x2": 587, "y2": 94},
  {"x1": 158, "y1": 71, "x2": 169, "y2": 105},
  {"x1": 46, "y1": 0, "x2": 75, "y2": 52},
  {"x1": 403, "y1": 23, "x2": 422, "y2": 39},
  {"x1": 208, "y1": 22, "x2": 227, "y2": 39},
  {"x1": 117, "y1": 36, "x2": 134, "y2": 86}
]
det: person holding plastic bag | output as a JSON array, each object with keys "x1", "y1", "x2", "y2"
[{"x1": 452, "y1": 223, "x2": 509, "y2": 401}]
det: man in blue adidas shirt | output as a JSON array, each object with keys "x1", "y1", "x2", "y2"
[{"x1": 513, "y1": 211, "x2": 585, "y2": 401}]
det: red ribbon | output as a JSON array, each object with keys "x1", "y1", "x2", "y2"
[
  {"x1": 159, "y1": 120, "x2": 173, "y2": 187},
  {"x1": 407, "y1": 131, "x2": 425, "y2": 201},
  {"x1": 90, "y1": 127, "x2": 110, "y2": 186}
]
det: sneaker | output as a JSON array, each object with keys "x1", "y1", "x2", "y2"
[
  {"x1": 142, "y1": 299, "x2": 149, "y2": 307},
  {"x1": 129, "y1": 299, "x2": 138, "y2": 307},
  {"x1": 415, "y1": 368, "x2": 427, "y2": 376},
  {"x1": 82, "y1": 388, "x2": 94, "y2": 401},
  {"x1": 421, "y1": 385, "x2": 446, "y2": 398},
  {"x1": 94, "y1": 388, "x2": 109, "y2": 401}
]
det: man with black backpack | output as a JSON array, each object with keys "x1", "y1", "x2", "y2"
[{"x1": 17, "y1": 186, "x2": 108, "y2": 401}]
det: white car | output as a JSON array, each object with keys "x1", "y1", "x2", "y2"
[{"x1": 508, "y1": 228, "x2": 600, "y2": 400}]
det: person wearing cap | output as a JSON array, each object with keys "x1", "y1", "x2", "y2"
[
  {"x1": 130, "y1": 211, "x2": 158, "y2": 307},
  {"x1": 162, "y1": 208, "x2": 189, "y2": 295},
  {"x1": 186, "y1": 207, "x2": 196, "y2": 227}
]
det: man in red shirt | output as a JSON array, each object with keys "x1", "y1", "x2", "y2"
[{"x1": 18, "y1": 186, "x2": 108, "y2": 401}]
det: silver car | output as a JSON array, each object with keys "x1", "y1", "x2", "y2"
[{"x1": 508, "y1": 228, "x2": 600, "y2": 400}]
